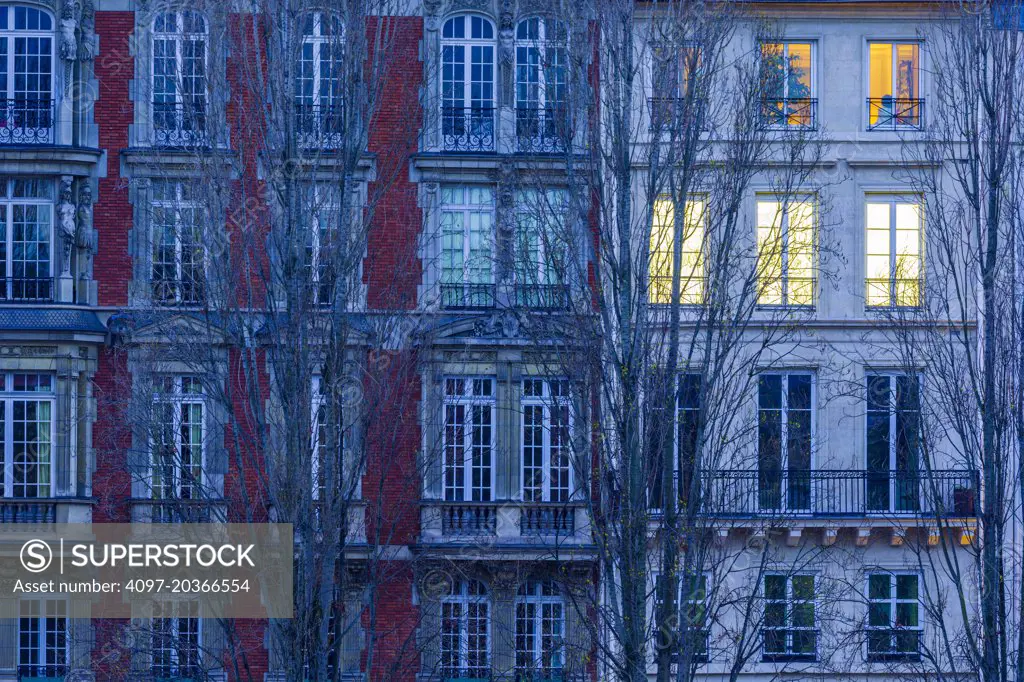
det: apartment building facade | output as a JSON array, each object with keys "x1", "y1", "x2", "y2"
[{"x1": 0, "y1": 0, "x2": 987, "y2": 681}]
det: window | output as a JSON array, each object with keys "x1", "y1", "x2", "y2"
[
  {"x1": 650, "y1": 43, "x2": 701, "y2": 128},
  {"x1": 867, "y1": 573, "x2": 921, "y2": 660},
  {"x1": 443, "y1": 378, "x2": 494, "y2": 502},
  {"x1": 0, "y1": 177, "x2": 52, "y2": 301},
  {"x1": 0, "y1": 6, "x2": 54, "y2": 144},
  {"x1": 152, "y1": 10, "x2": 208, "y2": 145},
  {"x1": 757, "y1": 198, "x2": 815, "y2": 306},
  {"x1": 763, "y1": 574, "x2": 817, "y2": 661},
  {"x1": 516, "y1": 581, "x2": 565, "y2": 680},
  {"x1": 152, "y1": 603, "x2": 200, "y2": 679},
  {"x1": 440, "y1": 186, "x2": 495, "y2": 308},
  {"x1": 18, "y1": 599, "x2": 67, "y2": 679},
  {"x1": 312, "y1": 374, "x2": 350, "y2": 501},
  {"x1": 867, "y1": 42, "x2": 922, "y2": 130},
  {"x1": 302, "y1": 183, "x2": 342, "y2": 307},
  {"x1": 515, "y1": 17, "x2": 568, "y2": 152},
  {"x1": 151, "y1": 180, "x2": 204, "y2": 306},
  {"x1": 515, "y1": 189, "x2": 567, "y2": 308},
  {"x1": 759, "y1": 42, "x2": 815, "y2": 128},
  {"x1": 757, "y1": 373, "x2": 813, "y2": 512},
  {"x1": 0, "y1": 373, "x2": 54, "y2": 499},
  {"x1": 681, "y1": 573, "x2": 709, "y2": 661},
  {"x1": 441, "y1": 14, "x2": 495, "y2": 151},
  {"x1": 150, "y1": 376, "x2": 205, "y2": 507},
  {"x1": 441, "y1": 580, "x2": 490, "y2": 680},
  {"x1": 866, "y1": 374, "x2": 920, "y2": 513},
  {"x1": 648, "y1": 373, "x2": 701, "y2": 510},
  {"x1": 865, "y1": 197, "x2": 922, "y2": 308},
  {"x1": 649, "y1": 196, "x2": 705, "y2": 305},
  {"x1": 522, "y1": 379, "x2": 572, "y2": 503},
  {"x1": 296, "y1": 12, "x2": 345, "y2": 145}
]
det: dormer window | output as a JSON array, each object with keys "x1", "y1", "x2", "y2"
[
  {"x1": 515, "y1": 17, "x2": 568, "y2": 153},
  {"x1": 0, "y1": 5, "x2": 54, "y2": 144},
  {"x1": 441, "y1": 14, "x2": 495, "y2": 152},
  {"x1": 296, "y1": 12, "x2": 345, "y2": 148},
  {"x1": 152, "y1": 10, "x2": 208, "y2": 146}
]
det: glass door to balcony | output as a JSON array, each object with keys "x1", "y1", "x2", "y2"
[
  {"x1": 0, "y1": 6, "x2": 54, "y2": 145},
  {"x1": 867, "y1": 375, "x2": 920, "y2": 513},
  {"x1": 441, "y1": 14, "x2": 495, "y2": 152},
  {"x1": 0, "y1": 178, "x2": 52, "y2": 302},
  {"x1": 757, "y1": 374, "x2": 813, "y2": 514}
]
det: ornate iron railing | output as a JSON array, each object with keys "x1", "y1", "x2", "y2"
[
  {"x1": 867, "y1": 98, "x2": 925, "y2": 131},
  {"x1": 132, "y1": 498, "x2": 226, "y2": 523},
  {"x1": 440, "y1": 283, "x2": 496, "y2": 310},
  {"x1": 0, "y1": 277, "x2": 54, "y2": 303},
  {"x1": 514, "y1": 284, "x2": 568, "y2": 310},
  {"x1": 153, "y1": 100, "x2": 209, "y2": 147},
  {"x1": 442, "y1": 106, "x2": 495, "y2": 152},
  {"x1": 295, "y1": 101, "x2": 345, "y2": 148},
  {"x1": 515, "y1": 107, "x2": 569, "y2": 153},
  {"x1": 151, "y1": 278, "x2": 204, "y2": 307},
  {"x1": 866, "y1": 628, "x2": 922, "y2": 661},
  {"x1": 762, "y1": 627, "x2": 819, "y2": 662},
  {"x1": 759, "y1": 98, "x2": 817, "y2": 129},
  {"x1": 0, "y1": 98, "x2": 54, "y2": 144}
]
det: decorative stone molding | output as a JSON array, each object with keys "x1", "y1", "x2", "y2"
[
  {"x1": 59, "y1": 0, "x2": 79, "y2": 94},
  {"x1": 58, "y1": 176, "x2": 76, "y2": 277}
]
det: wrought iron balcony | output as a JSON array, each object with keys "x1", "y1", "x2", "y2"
[
  {"x1": 442, "y1": 106, "x2": 495, "y2": 152},
  {"x1": 514, "y1": 284, "x2": 568, "y2": 310},
  {"x1": 0, "y1": 498, "x2": 57, "y2": 523},
  {"x1": 762, "y1": 628, "x2": 818, "y2": 662},
  {"x1": 515, "y1": 107, "x2": 569, "y2": 153},
  {"x1": 698, "y1": 469, "x2": 977, "y2": 518},
  {"x1": 153, "y1": 100, "x2": 209, "y2": 147},
  {"x1": 759, "y1": 98, "x2": 817, "y2": 129},
  {"x1": 520, "y1": 502, "x2": 576, "y2": 535},
  {"x1": 440, "y1": 283, "x2": 496, "y2": 310},
  {"x1": 0, "y1": 277, "x2": 54, "y2": 303},
  {"x1": 131, "y1": 498, "x2": 226, "y2": 523},
  {"x1": 438, "y1": 501, "x2": 497, "y2": 535},
  {"x1": 867, "y1": 98, "x2": 925, "y2": 131},
  {"x1": 866, "y1": 628, "x2": 922, "y2": 661},
  {"x1": 151, "y1": 277, "x2": 204, "y2": 307},
  {"x1": 295, "y1": 101, "x2": 345, "y2": 148},
  {"x1": 0, "y1": 98, "x2": 54, "y2": 144}
]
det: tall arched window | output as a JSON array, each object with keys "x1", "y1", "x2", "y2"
[
  {"x1": 515, "y1": 17, "x2": 567, "y2": 152},
  {"x1": 441, "y1": 580, "x2": 490, "y2": 679},
  {"x1": 152, "y1": 10, "x2": 208, "y2": 146},
  {"x1": 0, "y1": 5, "x2": 54, "y2": 144},
  {"x1": 296, "y1": 12, "x2": 344, "y2": 146},
  {"x1": 440, "y1": 14, "x2": 495, "y2": 152}
]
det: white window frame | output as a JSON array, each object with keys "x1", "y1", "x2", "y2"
[
  {"x1": 864, "y1": 39, "x2": 924, "y2": 130},
  {"x1": 18, "y1": 598, "x2": 68, "y2": 677},
  {"x1": 755, "y1": 195, "x2": 817, "y2": 307},
  {"x1": 865, "y1": 372, "x2": 921, "y2": 514},
  {"x1": 441, "y1": 580, "x2": 491, "y2": 680},
  {"x1": 758, "y1": 40, "x2": 816, "y2": 128},
  {"x1": 440, "y1": 13, "x2": 496, "y2": 150},
  {"x1": 864, "y1": 195, "x2": 923, "y2": 309},
  {"x1": 443, "y1": 377, "x2": 495, "y2": 502},
  {"x1": 304, "y1": 183, "x2": 342, "y2": 306},
  {"x1": 297, "y1": 12, "x2": 344, "y2": 108},
  {"x1": 521, "y1": 378, "x2": 573, "y2": 503},
  {"x1": 756, "y1": 372, "x2": 815, "y2": 512},
  {"x1": 762, "y1": 573, "x2": 817, "y2": 661},
  {"x1": 150, "y1": 180, "x2": 205, "y2": 306},
  {"x1": 0, "y1": 177, "x2": 53, "y2": 301},
  {"x1": 151, "y1": 10, "x2": 208, "y2": 140},
  {"x1": 515, "y1": 580, "x2": 566, "y2": 676},
  {"x1": 149, "y1": 375, "x2": 205, "y2": 501},
  {"x1": 648, "y1": 195, "x2": 706, "y2": 306},
  {"x1": 865, "y1": 571, "x2": 922, "y2": 661},
  {"x1": 151, "y1": 611, "x2": 201, "y2": 678},
  {"x1": 439, "y1": 185, "x2": 495, "y2": 306},
  {"x1": 1, "y1": 373, "x2": 56, "y2": 498},
  {"x1": 514, "y1": 17, "x2": 566, "y2": 113},
  {"x1": 0, "y1": 5, "x2": 55, "y2": 141},
  {"x1": 514, "y1": 188, "x2": 566, "y2": 296}
]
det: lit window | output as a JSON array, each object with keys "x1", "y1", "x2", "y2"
[
  {"x1": 152, "y1": 10, "x2": 208, "y2": 145},
  {"x1": 441, "y1": 580, "x2": 490, "y2": 680},
  {"x1": 649, "y1": 197, "x2": 705, "y2": 305},
  {"x1": 151, "y1": 180, "x2": 205, "y2": 306},
  {"x1": 866, "y1": 374, "x2": 920, "y2": 513},
  {"x1": 867, "y1": 573, "x2": 922, "y2": 660},
  {"x1": 18, "y1": 599, "x2": 67, "y2": 678},
  {"x1": 515, "y1": 581, "x2": 565, "y2": 679},
  {"x1": 763, "y1": 574, "x2": 817, "y2": 661},
  {"x1": 150, "y1": 376, "x2": 205, "y2": 509},
  {"x1": 441, "y1": 14, "x2": 495, "y2": 151},
  {"x1": 760, "y1": 42, "x2": 815, "y2": 127},
  {"x1": 756, "y1": 198, "x2": 815, "y2": 306},
  {"x1": 440, "y1": 185, "x2": 495, "y2": 308},
  {"x1": 757, "y1": 374, "x2": 813, "y2": 512},
  {"x1": 0, "y1": 177, "x2": 53, "y2": 301},
  {"x1": 867, "y1": 42, "x2": 922, "y2": 130},
  {"x1": 0, "y1": 6, "x2": 55, "y2": 144},
  {"x1": 865, "y1": 197, "x2": 922, "y2": 307}
]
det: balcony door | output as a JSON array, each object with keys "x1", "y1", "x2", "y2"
[
  {"x1": 867, "y1": 41, "x2": 921, "y2": 129},
  {"x1": 866, "y1": 374, "x2": 920, "y2": 513},
  {"x1": 0, "y1": 177, "x2": 52, "y2": 302},
  {"x1": 757, "y1": 373, "x2": 813, "y2": 513},
  {"x1": 440, "y1": 14, "x2": 495, "y2": 151},
  {"x1": 0, "y1": 6, "x2": 54, "y2": 144}
]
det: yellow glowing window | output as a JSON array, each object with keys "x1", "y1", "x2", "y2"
[
  {"x1": 649, "y1": 197, "x2": 705, "y2": 304},
  {"x1": 757, "y1": 198, "x2": 815, "y2": 306},
  {"x1": 760, "y1": 42, "x2": 814, "y2": 127},
  {"x1": 868, "y1": 42, "x2": 921, "y2": 128},
  {"x1": 866, "y1": 198, "x2": 922, "y2": 307}
]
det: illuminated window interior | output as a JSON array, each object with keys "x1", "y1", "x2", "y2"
[
  {"x1": 757, "y1": 198, "x2": 815, "y2": 306},
  {"x1": 649, "y1": 197, "x2": 705, "y2": 304},
  {"x1": 866, "y1": 198, "x2": 921, "y2": 307},
  {"x1": 760, "y1": 42, "x2": 814, "y2": 126},
  {"x1": 868, "y1": 42, "x2": 920, "y2": 126}
]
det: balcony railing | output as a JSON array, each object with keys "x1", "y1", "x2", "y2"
[
  {"x1": 520, "y1": 502, "x2": 575, "y2": 535},
  {"x1": 867, "y1": 628, "x2": 922, "y2": 661},
  {"x1": 295, "y1": 101, "x2": 345, "y2": 148},
  {"x1": 442, "y1": 106, "x2": 495, "y2": 152},
  {"x1": 0, "y1": 277, "x2": 54, "y2": 303},
  {"x1": 0, "y1": 98, "x2": 55, "y2": 144},
  {"x1": 515, "y1": 107, "x2": 568, "y2": 153},
  {"x1": 131, "y1": 498, "x2": 226, "y2": 523},
  {"x1": 0, "y1": 498, "x2": 57, "y2": 523},
  {"x1": 867, "y1": 98, "x2": 925, "y2": 131},
  {"x1": 153, "y1": 100, "x2": 209, "y2": 147},
  {"x1": 19, "y1": 664, "x2": 68, "y2": 680},
  {"x1": 514, "y1": 284, "x2": 568, "y2": 310},
  {"x1": 151, "y1": 278, "x2": 204, "y2": 307},
  {"x1": 439, "y1": 501, "x2": 497, "y2": 535},
  {"x1": 440, "y1": 283, "x2": 496, "y2": 310},
  {"x1": 759, "y1": 98, "x2": 817, "y2": 129},
  {"x1": 699, "y1": 469, "x2": 978, "y2": 518},
  {"x1": 762, "y1": 628, "x2": 818, "y2": 662}
]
